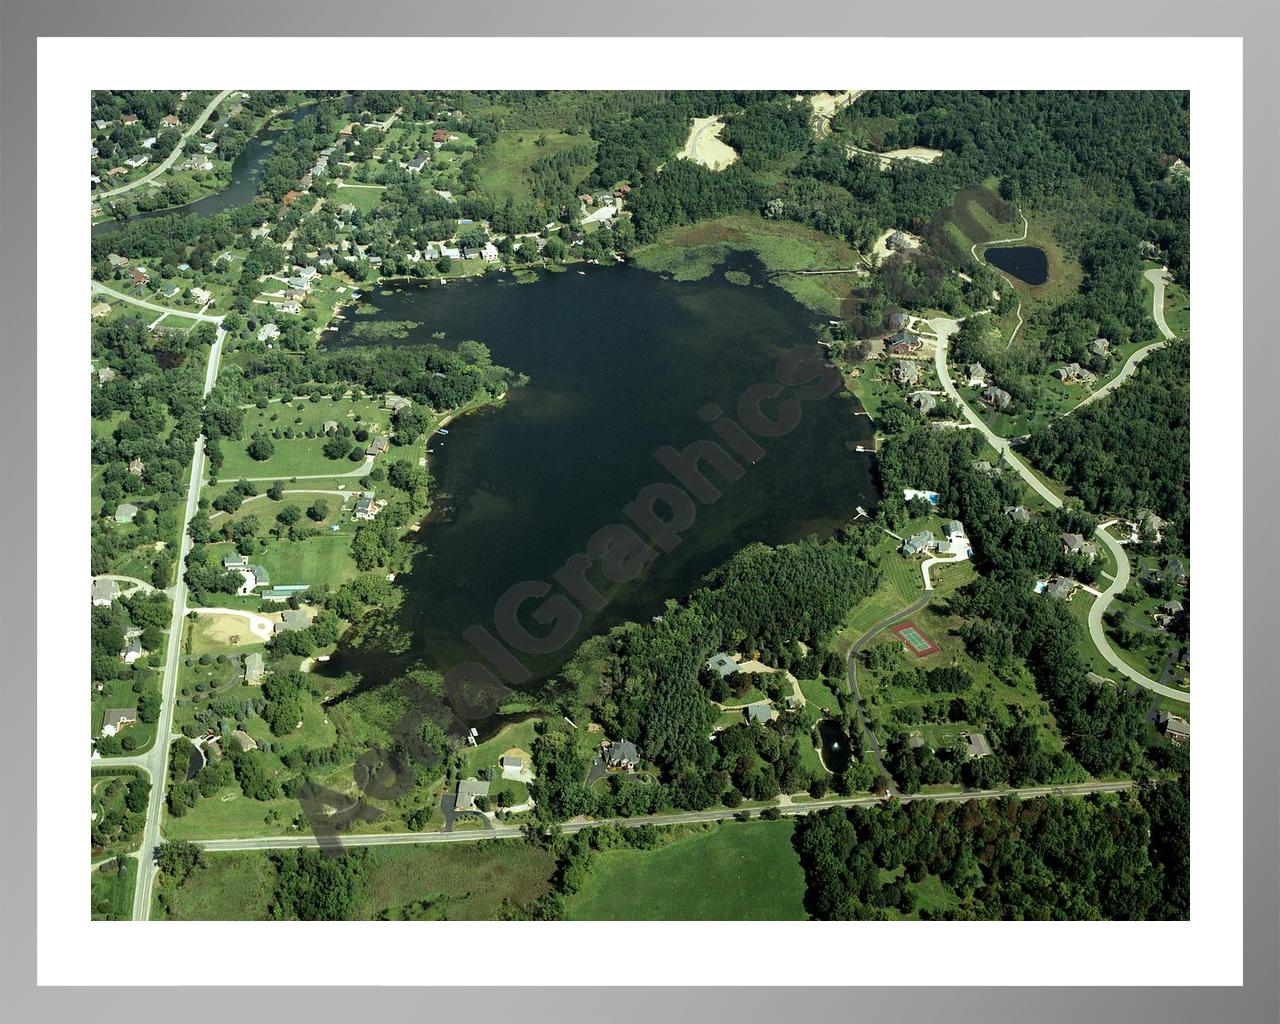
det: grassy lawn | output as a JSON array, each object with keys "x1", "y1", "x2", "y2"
[
  {"x1": 153, "y1": 850, "x2": 276, "y2": 921},
  {"x1": 162, "y1": 788, "x2": 303, "y2": 841},
  {"x1": 833, "y1": 529, "x2": 927, "y2": 655},
  {"x1": 567, "y1": 819, "x2": 807, "y2": 920},
  {"x1": 332, "y1": 183, "x2": 385, "y2": 213},
  {"x1": 475, "y1": 129, "x2": 595, "y2": 203},
  {"x1": 91, "y1": 858, "x2": 137, "y2": 921},
  {"x1": 634, "y1": 213, "x2": 862, "y2": 315},
  {"x1": 461, "y1": 717, "x2": 543, "y2": 779},
  {"x1": 217, "y1": 395, "x2": 392, "y2": 480},
  {"x1": 252, "y1": 531, "x2": 360, "y2": 591},
  {"x1": 354, "y1": 841, "x2": 556, "y2": 920}
]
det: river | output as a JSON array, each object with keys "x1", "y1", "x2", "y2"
[{"x1": 321, "y1": 255, "x2": 881, "y2": 694}]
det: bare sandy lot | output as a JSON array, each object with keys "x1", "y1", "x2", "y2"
[
  {"x1": 848, "y1": 143, "x2": 944, "y2": 169},
  {"x1": 190, "y1": 608, "x2": 274, "y2": 647},
  {"x1": 808, "y1": 90, "x2": 863, "y2": 135},
  {"x1": 678, "y1": 116, "x2": 738, "y2": 171}
]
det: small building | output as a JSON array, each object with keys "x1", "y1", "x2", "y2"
[
  {"x1": 499, "y1": 754, "x2": 524, "y2": 780},
  {"x1": 1158, "y1": 711, "x2": 1190, "y2": 744},
  {"x1": 365, "y1": 436, "x2": 389, "y2": 458},
  {"x1": 91, "y1": 578, "x2": 119, "y2": 607},
  {"x1": 121, "y1": 635, "x2": 144, "y2": 665},
  {"x1": 886, "y1": 329, "x2": 920, "y2": 355},
  {"x1": 1005, "y1": 505, "x2": 1031, "y2": 525},
  {"x1": 274, "y1": 609, "x2": 311, "y2": 633},
  {"x1": 128, "y1": 457, "x2": 145, "y2": 476},
  {"x1": 222, "y1": 553, "x2": 250, "y2": 571},
  {"x1": 1061, "y1": 533, "x2": 1099, "y2": 560},
  {"x1": 407, "y1": 154, "x2": 430, "y2": 173},
  {"x1": 383, "y1": 394, "x2": 412, "y2": 413},
  {"x1": 481, "y1": 242, "x2": 500, "y2": 263},
  {"x1": 901, "y1": 530, "x2": 936, "y2": 557},
  {"x1": 1090, "y1": 337, "x2": 1110, "y2": 358},
  {"x1": 887, "y1": 230, "x2": 912, "y2": 251},
  {"x1": 455, "y1": 777, "x2": 490, "y2": 812},
  {"x1": 604, "y1": 740, "x2": 639, "y2": 769},
  {"x1": 96, "y1": 365, "x2": 117, "y2": 384},
  {"x1": 907, "y1": 391, "x2": 936, "y2": 414},
  {"x1": 231, "y1": 730, "x2": 259, "y2": 752},
  {"x1": 893, "y1": 360, "x2": 921, "y2": 385},
  {"x1": 1055, "y1": 362, "x2": 1097, "y2": 385},
  {"x1": 705, "y1": 652, "x2": 738, "y2": 679},
  {"x1": 432, "y1": 129, "x2": 450, "y2": 144},
  {"x1": 746, "y1": 703, "x2": 774, "y2": 725},
  {"x1": 128, "y1": 268, "x2": 150, "y2": 288},
  {"x1": 981, "y1": 386, "x2": 1012, "y2": 411},
  {"x1": 961, "y1": 732, "x2": 992, "y2": 759},
  {"x1": 257, "y1": 323, "x2": 281, "y2": 342},
  {"x1": 243, "y1": 652, "x2": 265, "y2": 684},
  {"x1": 966, "y1": 362, "x2": 987, "y2": 386},
  {"x1": 114, "y1": 503, "x2": 139, "y2": 524},
  {"x1": 100, "y1": 707, "x2": 138, "y2": 737},
  {"x1": 161, "y1": 113, "x2": 181, "y2": 127}
]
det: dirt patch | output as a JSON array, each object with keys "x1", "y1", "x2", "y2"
[
  {"x1": 198, "y1": 614, "x2": 253, "y2": 646},
  {"x1": 677, "y1": 116, "x2": 738, "y2": 171}
]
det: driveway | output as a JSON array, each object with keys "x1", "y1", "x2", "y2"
[{"x1": 1074, "y1": 268, "x2": 1174, "y2": 410}]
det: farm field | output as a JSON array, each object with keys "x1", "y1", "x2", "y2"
[{"x1": 565, "y1": 820, "x2": 808, "y2": 921}]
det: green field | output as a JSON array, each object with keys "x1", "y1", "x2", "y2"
[
  {"x1": 216, "y1": 395, "x2": 393, "y2": 480},
  {"x1": 91, "y1": 858, "x2": 137, "y2": 921},
  {"x1": 154, "y1": 850, "x2": 276, "y2": 920},
  {"x1": 475, "y1": 129, "x2": 595, "y2": 203},
  {"x1": 566, "y1": 820, "x2": 808, "y2": 920},
  {"x1": 332, "y1": 184, "x2": 385, "y2": 213}
]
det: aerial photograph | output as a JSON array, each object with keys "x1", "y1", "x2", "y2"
[{"x1": 87, "y1": 89, "x2": 1191, "y2": 923}]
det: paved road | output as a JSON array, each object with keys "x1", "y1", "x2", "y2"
[
  {"x1": 843, "y1": 594, "x2": 932, "y2": 792},
  {"x1": 194, "y1": 780, "x2": 1137, "y2": 853},
  {"x1": 91, "y1": 281, "x2": 223, "y2": 323},
  {"x1": 929, "y1": 316, "x2": 1063, "y2": 509},
  {"x1": 97, "y1": 90, "x2": 234, "y2": 199},
  {"x1": 218, "y1": 457, "x2": 374, "y2": 484},
  {"x1": 130, "y1": 321, "x2": 226, "y2": 921},
  {"x1": 1089, "y1": 522, "x2": 1190, "y2": 703},
  {"x1": 1075, "y1": 267, "x2": 1175, "y2": 410}
]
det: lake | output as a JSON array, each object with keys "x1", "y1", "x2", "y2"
[
  {"x1": 322, "y1": 256, "x2": 880, "y2": 696},
  {"x1": 92, "y1": 103, "x2": 313, "y2": 238},
  {"x1": 983, "y1": 245, "x2": 1049, "y2": 286}
]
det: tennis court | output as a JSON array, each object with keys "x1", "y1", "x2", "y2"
[{"x1": 890, "y1": 620, "x2": 940, "y2": 657}]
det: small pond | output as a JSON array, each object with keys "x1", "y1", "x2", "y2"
[
  {"x1": 983, "y1": 245, "x2": 1049, "y2": 286},
  {"x1": 815, "y1": 719, "x2": 852, "y2": 774}
]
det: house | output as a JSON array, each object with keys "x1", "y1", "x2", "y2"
[
  {"x1": 190, "y1": 287, "x2": 212, "y2": 306},
  {"x1": 578, "y1": 193, "x2": 594, "y2": 205},
  {"x1": 887, "y1": 311, "x2": 910, "y2": 331},
  {"x1": 1160, "y1": 556, "x2": 1187, "y2": 584},
  {"x1": 406, "y1": 154, "x2": 429, "y2": 173},
  {"x1": 121, "y1": 635, "x2": 144, "y2": 665},
  {"x1": 981, "y1": 386, "x2": 1012, "y2": 411},
  {"x1": 95, "y1": 365, "x2": 117, "y2": 385},
  {"x1": 1055, "y1": 362, "x2": 1096, "y2": 385},
  {"x1": 121, "y1": 113, "x2": 139, "y2": 125},
  {"x1": 257, "y1": 323, "x2": 280, "y2": 342},
  {"x1": 1138, "y1": 510, "x2": 1165, "y2": 542},
  {"x1": 746, "y1": 703, "x2": 774, "y2": 724},
  {"x1": 1044, "y1": 577, "x2": 1075, "y2": 601},
  {"x1": 243, "y1": 652, "x2": 265, "y2": 685},
  {"x1": 201, "y1": 141, "x2": 218, "y2": 155},
  {"x1": 966, "y1": 362, "x2": 987, "y2": 386},
  {"x1": 281, "y1": 190, "x2": 303, "y2": 207},
  {"x1": 462, "y1": 246, "x2": 482, "y2": 260},
  {"x1": 1158, "y1": 711, "x2": 1190, "y2": 744},
  {"x1": 231, "y1": 730, "x2": 259, "y2": 752},
  {"x1": 1005, "y1": 505, "x2": 1031, "y2": 524},
  {"x1": 907, "y1": 391, "x2": 936, "y2": 414},
  {"x1": 961, "y1": 732, "x2": 992, "y2": 759},
  {"x1": 943, "y1": 519, "x2": 968, "y2": 547},
  {"x1": 161, "y1": 284, "x2": 180, "y2": 300},
  {"x1": 365, "y1": 436, "x2": 389, "y2": 457},
  {"x1": 223, "y1": 553, "x2": 250, "y2": 571},
  {"x1": 284, "y1": 288, "x2": 307, "y2": 302},
  {"x1": 455, "y1": 777, "x2": 490, "y2": 812},
  {"x1": 1061, "y1": 533, "x2": 1099, "y2": 560},
  {"x1": 1156, "y1": 600, "x2": 1185, "y2": 624},
  {"x1": 383, "y1": 395, "x2": 412, "y2": 413},
  {"x1": 140, "y1": 137, "x2": 158, "y2": 150},
  {"x1": 95, "y1": 118, "x2": 111, "y2": 130},
  {"x1": 100, "y1": 707, "x2": 138, "y2": 737},
  {"x1": 114, "y1": 503, "x2": 139, "y2": 524},
  {"x1": 274, "y1": 609, "x2": 311, "y2": 633},
  {"x1": 128, "y1": 457, "x2": 145, "y2": 477},
  {"x1": 322, "y1": 419, "x2": 340, "y2": 434},
  {"x1": 886, "y1": 329, "x2": 920, "y2": 355},
  {"x1": 124, "y1": 155, "x2": 149, "y2": 169},
  {"x1": 353, "y1": 493, "x2": 386, "y2": 521},
  {"x1": 1090, "y1": 337, "x2": 1110, "y2": 358},
  {"x1": 893, "y1": 360, "x2": 921, "y2": 385},
  {"x1": 91, "y1": 578, "x2": 120, "y2": 607},
  {"x1": 481, "y1": 242, "x2": 500, "y2": 263},
  {"x1": 705, "y1": 652, "x2": 738, "y2": 679},
  {"x1": 107, "y1": 253, "x2": 131, "y2": 268},
  {"x1": 128, "y1": 268, "x2": 150, "y2": 288},
  {"x1": 182, "y1": 156, "x2": 214, "y2": 172},
  {"x1": 277, "y1": 302, "x2": 301, "y2": 315},
  {"x1": 432, "y1": 129, "x2": 450, "y2": 143},
  {"x1": 595, "y1": 191, "x2": 615, "y2": 206},
  {"x1": 604, "y1": 740, "x2": 640, "y2": 769},
  {"x1": 901, "y1": 530, "x2": 936, "y2": 557},
  {"x1": 499, "y1": 754, "x2": 524, "y2": 780},
  {"x1": 887, "y1": 230, "x2": 912, "y2": 251},
  {"x1": 250, "y1": 565, "x2": 271, "y2": 589},
  {"x1": 161, "y1": 114, "x2": 180, "y2": 127}
]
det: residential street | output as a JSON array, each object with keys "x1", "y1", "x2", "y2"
[
  {"x1": 127, "y1": 321, "x2": 225, "y2": 921},
  {"x1": 193, "y1": 780, "x2": 1137, "y2": 854},
  {"x1": 91, "y1": 281, "x2": 223, "y2": 323},
  {"x1": 96, "y1": 89, "x2": 234, "y2": 199},
  {"x1": 1075, "y1": 267, "x2": 1175, "y2": 410}
]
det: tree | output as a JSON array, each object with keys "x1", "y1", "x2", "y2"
[
  {"x1": 277, "y1": 504, "x2": 302, "y2": 527},
  {"x1": 247, "y1": 435, "x2": 275, "y2": 462},
  {"x1": 307, "y1": 499, "x2": 330, "y2": 522},
  {"x1": 155, "y1": 840, "x2": 204, "y2": 882}
]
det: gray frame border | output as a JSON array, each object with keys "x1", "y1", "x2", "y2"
[{"x1": 1, "y1": 2, "x2": 1275, "y2": 1022}]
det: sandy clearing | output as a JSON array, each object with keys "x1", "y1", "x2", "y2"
[
  {"x1": 189, "y1": 608, "x2": 275, "y2": 644},
  {"x1": 808, "y1": 90, "x2": 863, "y2": 135},
  {"x1": 847, "y1": 144, "x2": 944, "y2": 169},
  {"x1": 678, "y1": 116, "x2": 738, "y2": 171}
]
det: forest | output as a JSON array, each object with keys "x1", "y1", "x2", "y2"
[{"x1": 793, "y1": 779, "x2": 1189, "y2": 920}]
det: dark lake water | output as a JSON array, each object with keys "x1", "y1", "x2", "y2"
[
  {"x1": 322, "y1": 257, "x2": 879, "y2": 695},
  {"x1": 983, "y1": 245, "x2": 1049, "y2": 286},
  {"x1": 92, "y1": 104, "x2": 313, "y2": 238},
  {"x1": 815, "y1": 719, "x2": 852, "y2": 773}
]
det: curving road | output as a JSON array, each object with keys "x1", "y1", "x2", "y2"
[
  {"x1": 91, "y1": 281, "x2": 222, "y2": 323},
  {"x1": 97, "y1": 90, "x2": 234, "y2": 199},
  {"x1": 1075, "y1": 267, "x2": 1175, "y2": 410},
  {"x1": 195, "y1": 779, "x2": 1136, "y2": 853}
]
